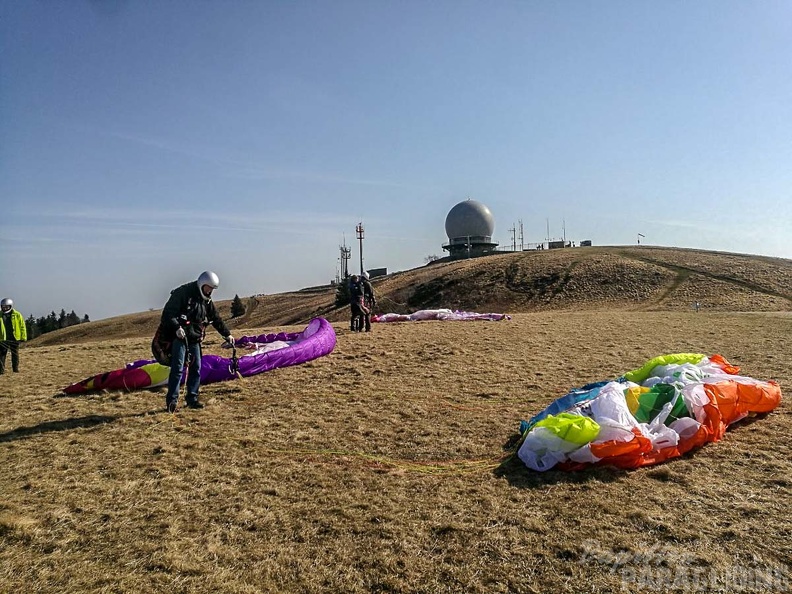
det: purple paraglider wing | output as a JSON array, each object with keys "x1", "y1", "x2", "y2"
[
  {"x1": 200, "y1": 318, "x2": 336, "y2": 383},
  {"x1": 62, "y1": 318, "x2": 336, "y2": 394}
]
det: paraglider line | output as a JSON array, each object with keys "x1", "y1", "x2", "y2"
[
  {"x1": 236, "y1": 442, "x2": 506, "y2": 475},
  {"x1": 146, "y1": 419, "x2": 505, "y2": 473}
]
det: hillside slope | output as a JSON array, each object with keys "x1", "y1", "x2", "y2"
[{"x1": 32, "y1": 246, "x2": 792, "y2": 346}]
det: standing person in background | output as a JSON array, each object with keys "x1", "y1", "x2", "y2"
[
  {"x1": 348, "y1": 274, "x2": 366, "y2": 332},
  {"x1": 160, "y1": 271, "x2": 234, "y2": 413},
  {"x1": 361, "y1": 272, "x2": 376, "y2": 332},
  {"x1": 0, "y1": 298, "x2": 27, "y2": 374}
]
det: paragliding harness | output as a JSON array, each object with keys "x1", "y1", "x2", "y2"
[
  {"x1": 151, "y1": 324, "x2": 173, "y2": 367},
  {"x1": 228, "y1": 342, "x2": 242, "y2": 379},
  {"x1": 151, "y1": 315, "x2": 193, "y2": 368}
]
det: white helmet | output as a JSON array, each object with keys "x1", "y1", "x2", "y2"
[
  {"x1": 0, "y1": 298, "x2": 12, "y2": 309},
  {"x1": 362, "y1": 271, "x2": 370, "y2": 279},
  {"x1": 196, "y1": 271, "x2": 220, "y2": 301}
]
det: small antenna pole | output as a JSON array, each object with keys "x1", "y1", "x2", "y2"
[{"x1": 356, "y1": 222, "x2": 365, "y2": 274}]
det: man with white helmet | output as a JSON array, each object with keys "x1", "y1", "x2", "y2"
[
  {"x1": 0, "y1": 298, "x2": 27, "y2": 373},
  {"x1": 360, "y1": 272, "x2": 376, "y2": 332},
  {"x1": 159, "y1": 271, "x2": 234, "y2": 412}
]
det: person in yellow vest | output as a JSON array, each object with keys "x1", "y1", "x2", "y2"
[{"x1": 0, "y1": 298, "x2": 27, "y2": 374}]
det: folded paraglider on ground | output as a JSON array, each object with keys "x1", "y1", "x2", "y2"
[
  {"x1": 372, "y1": 308, "x2": 510, "y2": 322},
  {"x1": 517, "y1": 353, "x2": 781, "y2": 471}
]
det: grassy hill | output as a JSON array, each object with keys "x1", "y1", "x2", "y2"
[
  {"x1": 33, "y1": 245, "x2": 792, "y2": 346},
  {"x1": 1, "y1": 245, "x2": 790, "y2": 592}
]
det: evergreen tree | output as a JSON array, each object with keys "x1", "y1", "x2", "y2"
[
  {"x1": 230, "y1": 294, "x2": 246, "y2": 318},
  {"x1": 67, "y1": 310, "x2": 81, "y2": 326},
  {"x1": 83, "y1": 314, "x2": 90, "y2": 323},
  {"x1": 58, "y1": 309, "x2": 67, "y2": 328},
  {"x1": 335, "y1": 276, "x2": 352, "y2": 308},
  {"x1": 45, "y1": 311, "x2": 58, "y2": 333},
  {"x1": 26, "y1": 315, "x2": 39, "y2": 339}
]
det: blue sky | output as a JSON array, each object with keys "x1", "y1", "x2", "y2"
[{"x1": 2, "y1": 1, "x2": 791, "y2": 321}]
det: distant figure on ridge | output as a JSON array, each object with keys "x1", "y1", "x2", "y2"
[
  {"x1": 0, "y1": 298, "x2": 27, "y2": 374},
  {"x1": 348, "y1": 274, "x2": 367, "y2": 332},
  {"x1": 155, "y1": 271, "x2": 234, "y2": 413},
  {"x1": 361, "y1": 272, "x2": 376, "y2": 332}
]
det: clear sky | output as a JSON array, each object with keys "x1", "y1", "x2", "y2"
[{"x1": 2, "y1": 1, "x2": 791, "y2": 321}]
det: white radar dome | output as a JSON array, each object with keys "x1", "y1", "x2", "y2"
[{"x1": 444, "y1": 199, "x2": 495, "y2": 240}]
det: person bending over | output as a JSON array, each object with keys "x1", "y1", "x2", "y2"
[{"x1": 160, "y1": 271, "x2": 233, "y2": 412}]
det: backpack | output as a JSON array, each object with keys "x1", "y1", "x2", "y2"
[{"x1": 151, "y1": 323, "x2": 173, "y2": 366}]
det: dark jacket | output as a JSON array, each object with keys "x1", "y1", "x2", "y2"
[
  {"x1": 362, "y1": 279, "x2": 375, "y2": 307},
  {"x1": 349, "y1": 278, "x2": 365, "y2": 305},
  {"x1": 161, "y1": 281, "x2": 230, "y2": 344}
]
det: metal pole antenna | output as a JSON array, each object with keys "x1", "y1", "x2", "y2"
[
  {"x1": 339, "y1": 238, "x2": 351, "y2": 279},
  {"x1": 519, "y1": 219, "x2": 524, "y2": 251},
  {"x1": 356, "y1": 222, "x2": 365, "y2": 275}
]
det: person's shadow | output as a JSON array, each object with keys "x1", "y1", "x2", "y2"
[{"x1": 0, "y1": 410, "x2": 159, "y2": 443}]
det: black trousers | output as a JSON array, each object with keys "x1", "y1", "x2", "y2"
[
  {"x1": 350, "y1": 303, "x2": 366, "y2": 331},
  {"x1": 0, "y1": 340, "x2": 20, "y2": 373}
]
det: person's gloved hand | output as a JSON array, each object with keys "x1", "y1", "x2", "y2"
[
  {"x1": 175, "y1": 327, "x2": 186, "y2": 340},
  {"x1": 225, "y1": 335, "x2": 235, "y2": 346}
]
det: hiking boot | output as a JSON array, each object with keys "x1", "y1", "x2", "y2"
[
  {"x1": 186, "y1": 395, "x2": 204, "y2": 409},
  {"x1": 166, "y1": 400, "x2": 177, "y2": 413}
]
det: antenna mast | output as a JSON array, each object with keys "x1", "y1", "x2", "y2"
[
  {"x1": 356, "y1": 222, "x2": 365, "y2": 274},
  {"x1": 519, "y1": 219, "x2": 524, "y2": 251},
  {"x1": 339, "y1": 237, "x2": 352, "y2": 279}
]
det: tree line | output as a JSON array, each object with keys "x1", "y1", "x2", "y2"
[
  {"x1": 22, "y1": 294, "x2": 247, "y2": 341},
  {"x1": 25, "y1": 309, "x2": 90, "y2": 339}
]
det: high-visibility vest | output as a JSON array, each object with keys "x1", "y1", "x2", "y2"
[{"x1": 0, "y1": 310, "x2": 27, "y2": 341}]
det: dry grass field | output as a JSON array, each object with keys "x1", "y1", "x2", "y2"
[{"x1": 1, "y1": 247, "x2": 790, "y2": 593}]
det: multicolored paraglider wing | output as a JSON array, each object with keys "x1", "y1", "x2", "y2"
[
  {"x1": 63, "y1": 360, "x2": 170, "y2": 394},
  {"x1": 517, "y1": 354, "x2": 781, "y2": 471},
  {"x1": 373, "y1": 309, "x2": 510, "y2": 322},
  {"x1": 63, "y1": 318, "x2": 336, "y2": 394}
]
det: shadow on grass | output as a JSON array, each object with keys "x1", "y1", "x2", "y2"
[
  {"x1": 494, "y1": 455, "x2": 625, "y2": 488},
  {"x1": 53, "y1": 387, "x2": 165, "y2": 398},
  {"x1": 494, "y1": 431, "x2": 625, "y2": 488},
  {"x1": 0, "y1": 411, "x2": 158, "y2": 443}
]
